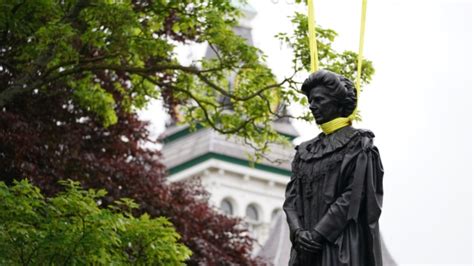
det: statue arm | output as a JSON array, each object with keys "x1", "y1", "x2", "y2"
[
  {"x1": 283, "y1": 153, "x2": 303, "y2": 244},
  {"x1": 283, "y1": 173, "x2": 303, "y2": 244}
]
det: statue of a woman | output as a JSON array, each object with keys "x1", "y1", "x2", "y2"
[{"x1": 283, "y1": 70, "x2": 384, "y2": 265}]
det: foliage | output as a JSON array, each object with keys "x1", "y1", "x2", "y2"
[
  {"x1": 0, "y1": 90, "x2": 259, "y2": 265},
  {"x1": 0, "y1": 0, "x2": 374, "y2": 156},
  {"x1": 276, "y1": 12, "x2": 375, "y2": 87},
  {"x1": 0, "y1": 0, "x2": 278, "y2": 156},
  {"x1": 0, "y1": 179, "x2": 191, "y2": 265}
]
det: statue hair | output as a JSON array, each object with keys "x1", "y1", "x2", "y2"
[{"x1": 301, "y1": 70, "x2": 357, "y2": 117}]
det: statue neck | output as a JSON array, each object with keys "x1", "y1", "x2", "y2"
[{"x1": 320, "y1": 117, "x2": 352, "y2": 135}]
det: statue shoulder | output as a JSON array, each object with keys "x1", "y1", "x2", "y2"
[
  {"x1": 294, "y1": 135, "x2": 319, "y2": 153},
  {"x1": 295, "y1": 135, "x2": 319, "y2": 156},
  {"x1": 341, "y1": 128, "x2": 382, "y2": 170},
  {"x1": 351, "y1": 128, "x2": 376, "y2": 151},
  {"x1": 355, "y1": 128, "x2": 375, "y2": 138},
  {"x1": 292, "y1": 135, "x2": 319, "y2": 163}
]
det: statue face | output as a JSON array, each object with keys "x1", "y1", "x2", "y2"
[{"x1": 308, "y1": 85, "x2": 342, "y2": 124}]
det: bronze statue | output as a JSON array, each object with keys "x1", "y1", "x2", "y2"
[{"x1": 283, "y1": 70, "x2": 384, "y2": 265}]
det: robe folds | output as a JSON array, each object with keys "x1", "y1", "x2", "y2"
[{"x1": 283, "y1": 126, "x2": 384, "y2": 266}]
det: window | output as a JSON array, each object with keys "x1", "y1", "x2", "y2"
[
  {"x1": 245, "y1": 204, "x2": 259, "y2": 222},
  {"x1": 220, "y1": 199, "x2": 233, "y2": 215},
  {"x1": 271, "y1": 208, "x2": 281, "y2": 221}
]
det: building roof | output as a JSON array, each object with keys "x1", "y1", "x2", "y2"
[{"x1": 161, "y1": 125, "x2": 296, "y2": 176}]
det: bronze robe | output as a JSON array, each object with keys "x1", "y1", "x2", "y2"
[{"x1": 283, "y1": 126, "x2": 384, "y2": 266}]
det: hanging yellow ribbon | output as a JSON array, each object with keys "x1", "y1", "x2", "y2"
[
  {"x1": 307, "y1": 0, "x2": 368, "y2": 134},
  {"x1": 353, "y1": 0, "x2": 367, "y2": 119},
  {"x1": 307, "y1": 0, "x2": 318, "y2": 72}
]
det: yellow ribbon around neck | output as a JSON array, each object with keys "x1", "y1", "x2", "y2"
[
  {"x1": 307, "y1": 0, "x2": 367, "y2": 135},
  {"x1": 320, "y1": 117, "x2": 351, "y2": 134}
]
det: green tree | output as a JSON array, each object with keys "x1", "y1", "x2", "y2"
[
  {"x1": 1, "y1": 0, "x2": 374, "y2": 156},
  {"x1": 0, "y1": 179, "x2": 191, "y2": 265}
]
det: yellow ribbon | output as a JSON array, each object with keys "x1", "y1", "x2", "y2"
[
  {"x1": 320, "y1": 117, "x2": 351, "y2": 134},
  {"x1": 307, "y1": 0, "x2": 318, "y2": 72},
  {"x1": 307, "y1": 0, "x2": 368, "y2": 135}
]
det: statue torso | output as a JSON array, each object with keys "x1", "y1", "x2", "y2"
[{"x1": 293, "y1": 126, "x2": 362, "y2": 229}]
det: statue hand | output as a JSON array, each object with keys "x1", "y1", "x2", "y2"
[
  {"x1": 295, "y1": 230, "x2": 322, "y2": 253},
  {"x1": 310, "y1": 230, "x2": 325, "y2": 244}
]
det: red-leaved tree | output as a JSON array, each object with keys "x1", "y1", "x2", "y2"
[{"x1": 0, "y1": 88, "x2": 260, "y2": 265}]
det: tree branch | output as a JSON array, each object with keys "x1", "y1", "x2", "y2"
[
  {"x1": 142, "y1": 76, "x2": 254, "y2": 135},
  {"x1": 0, "y1": 0, "x2": 92, "y2": 107},
  {"x1": 1, "y1": 60, "x2": 294, "y2": 110}
]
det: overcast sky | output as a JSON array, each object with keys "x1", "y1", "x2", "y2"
[
  {"x1": 141, "y1": 0, "x2": 473, "y2": 264},
  {"x1": 250, "y1": 0, "x2": 472, "y2": 264}
]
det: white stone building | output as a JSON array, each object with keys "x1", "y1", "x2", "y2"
[{"x1": 161, "y1": 122, "x2": 298, "y2": 247}]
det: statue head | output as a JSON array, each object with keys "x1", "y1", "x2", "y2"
[{"x1": 301, "y1": 70, "x2": 357, "y2": 125}]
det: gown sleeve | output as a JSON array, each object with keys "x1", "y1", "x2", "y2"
[
  {"x1": 283, "y1": 148, "x2": 303, "y2": 244},
  {"x1": 313, "y1": 137, "x2": 384, "y2": 243}
]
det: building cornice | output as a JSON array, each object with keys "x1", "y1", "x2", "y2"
[
  {"x1": 162, "y1": 124, "x2": 297, "y2": 144},
  {"x1": 167, "y1": 152, "x2": 292, "y2": 177}
]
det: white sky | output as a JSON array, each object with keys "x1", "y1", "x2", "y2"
[{"x1": 140, "y1": 0, "x2": 473, "y2": 264}]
